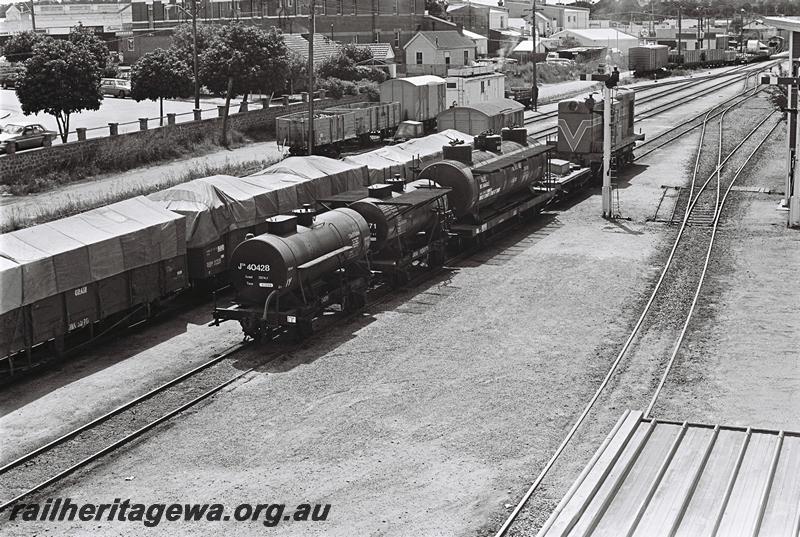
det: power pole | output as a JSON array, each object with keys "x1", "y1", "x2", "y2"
[
  {"x1": 29, "y1": 0, "x2": 36, "y2": 31},
  {"x1": 531, "y1": 0, "x2": 537, "y2": 111},
  {"x1": 192, "y1": 0, "x2": 200, "y2": 110},
  {"x1": 307, "y1": 0, "x2": 315, "y2": 155},
  {"x1": 677, "y1": 6, "x2": 682, "y2": 61}
]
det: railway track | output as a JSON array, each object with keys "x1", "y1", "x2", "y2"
[
  {"x1": 0, "y1": 215, "x2": 497, "y2": 514},
  {"x1": 493, "y1": 89, "x2": 782, "y2": 537},
  {"x1": 525, "y1": 62, "x2": 775, "y2": 141},
  {"x1": 522, "y1": 62, "x2": 765, "y2": 129}
]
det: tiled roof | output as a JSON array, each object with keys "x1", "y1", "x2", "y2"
[
  {"x1": 360, "y1": 43, "x2": 394, "y2": 61},
  {"x1": 414, "y1": 31, "x2": 477, "y2": 50},
  {"x1": 282, "y1": 33, "x2": 342, "y2": 65}
]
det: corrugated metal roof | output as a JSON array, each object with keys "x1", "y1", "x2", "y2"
[
  {"x1": 552, "y1": 28, "x2": 639, "y2": 43},
  {"x1": 448, "y1": 98, "x2": 524, "y2": 117},
  {"x1": 391, "y1": 75, "x2": 446, "y2": 86},
  {"x1": 537, "y1": 410, "x2": 800, "y2": 537}
]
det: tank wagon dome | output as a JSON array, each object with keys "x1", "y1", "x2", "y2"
[{"x1": 229, "y1": 208, "x2": 370, "y2": 305}]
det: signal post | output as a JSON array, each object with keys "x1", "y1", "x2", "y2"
[
  {"x1": 764, "y1": 17, "x2": 800, "y2": 228},
  {"x1": 581, "y1": 67, "x2": 620, "y2": 219}
]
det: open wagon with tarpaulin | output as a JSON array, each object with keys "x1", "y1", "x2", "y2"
[{"x1": 0, "y1": 197, "x2": 186, "y2": 372}]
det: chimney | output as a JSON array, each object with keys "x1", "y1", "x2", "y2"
[{"x1": 457, "y1": 23, "x2": 464, "y2": 36}]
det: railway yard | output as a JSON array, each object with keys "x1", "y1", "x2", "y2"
[{"x1": 0, "y1": 57, "x2": 799, "y2": 536}]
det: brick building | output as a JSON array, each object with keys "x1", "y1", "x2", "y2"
[{"x1": 126, "y1": 0, "x2": 450, "y2": 65}]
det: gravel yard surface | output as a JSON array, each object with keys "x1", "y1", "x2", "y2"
[
  {"x1": 651, "y1": 113, "x2": 800, "y2": 430},
  {"x1": 1, "y1": 163, "x2": 669, "y2": 536},
  {"x1": 2, "y1": 85, "x2": 794, "y2": 537}
]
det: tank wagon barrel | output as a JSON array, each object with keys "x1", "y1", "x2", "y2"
[
  {"x1": 228, "y1": 208, "x2": 370, "y2": 305},
  {"x1": 418, "y1": 128, "x2": 548, "y2": 219},
  {"x1": 349, "y1": 181, "x2": 451, "y2": 252}
]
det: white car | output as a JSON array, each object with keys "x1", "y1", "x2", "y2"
[{"x1": 545, "y1": 52, "x2": 575, "y2": 66}]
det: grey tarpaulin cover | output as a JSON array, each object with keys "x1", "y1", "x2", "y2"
[
  {"x1": 244, "y1": 172, "x2": 318, "y2": 206},
  {"x1": 257, "y1": 156, "x2": 368, "y2": 195},
  {"x1": 238, "y1": 173, "x2": 303, "y2": 213},
  {"x1": 344, "y1": 130, "x2": 474, "y2": 183},
  {"x1": 148, "y1": 180, "x2": 237, "y2": 249},
  {"x1": 0, "y1": 196, "x2": 185, "y2": 307},
  {"x1": 0, "y1": 256, "x2": 22, "y2": 315},
  {"x1": 197, "y1": 175, "x2": 283, "y2": 231}
]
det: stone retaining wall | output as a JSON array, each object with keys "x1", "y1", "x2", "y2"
[{"x1": 0, "y1": 94, "x2": 368, "y2": 184}]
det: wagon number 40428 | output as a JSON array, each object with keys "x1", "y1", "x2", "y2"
[{"x1": 240, "y1": 263, "x2": 270, "y2": 272}]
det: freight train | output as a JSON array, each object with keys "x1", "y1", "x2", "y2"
[
  {"x1": 277, "y1": 76, "x2": 447, "y2": 155},
  {"x1": 1, "y1": 87, "x2": 643, "y2": 370},
  {"x1": 212, "y1": 128, "x2": 594, "y2": 339},
  {"x1": 629, "y1": 44, "x2": 771, "y2": 77}
]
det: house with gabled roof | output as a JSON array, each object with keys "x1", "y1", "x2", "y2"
[{"x1": 404, "y1": 30, "x2": 478, "y2": 76}]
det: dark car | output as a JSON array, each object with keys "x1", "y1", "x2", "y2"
[{"x1": 0, "y1": 123, "x2": 58, "y2": 153}]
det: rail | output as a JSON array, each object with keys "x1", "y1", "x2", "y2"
[{"x1": 492, "y1": 94, "x2": 779, "y2": 537}]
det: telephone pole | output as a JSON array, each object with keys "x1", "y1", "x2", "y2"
[
  {"x1": 307, "y1": 0, "x2": 316, "y2": 155},
  {"x1": 531, "y1": 0, "x2": 538, "y2": 111},
  {"x1": 192, "y1": 0, "x2": 199, "y2": 110}
]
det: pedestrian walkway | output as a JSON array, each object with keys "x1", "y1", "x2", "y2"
[{"x1": 0, "y1": 140, "x2": 285, "y2": 232}]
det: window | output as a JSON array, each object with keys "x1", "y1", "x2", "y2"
[
  {"x1": 416, "y1": 51, "x2": 423, "y2": 64},
  {"x1": 444, "y1": 51, "x2": 450, "y2": 67},
  {"x1": 338, "y1": 0, "x2": 342, "y2": 14},
  {"x1": 352, "y1": 0, "x2": 356, "y2": 14},
  {"x1": 411, "y1": 0, "x2": 415, "y2": 14},
  {"x1": 394, "y1": 30, "x2": 401, "y2": 48},
  {"x1": 481, "y1": 81, "x2": 485, "y2": 93},
  {"x1": 463, "y1": 50, "x2": 469, "y2": 64},
  {"x1": 394, "y1": 0, "x2": 398, "y2": 14},
  {"x1": 446, "y1": 82, "x2": 457, "y2": 88},
  {"x1": 375, "y1": 29, "x2": 381, "y2": 43},
  {"x1": 127, "y1": 38, "x2": 135, "y2": 51}
]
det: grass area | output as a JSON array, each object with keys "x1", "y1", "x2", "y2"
[
  {"x1": 1, "y1": 127, "x2": 250, "y2": 196},
  {"x1": 0, "y1": 154, "x2": 282, "y2": 233}
]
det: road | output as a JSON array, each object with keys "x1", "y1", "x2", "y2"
[{"x1": 0, "y1": 89, "x2": 241, "y2": 143}]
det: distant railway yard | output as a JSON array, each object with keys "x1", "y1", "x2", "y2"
[{"x1": 1, "y1": 55, "x2": 799, "y2": 536}]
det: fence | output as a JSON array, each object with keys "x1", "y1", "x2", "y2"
[{"x1": 0, "y1": 92, "x2": 367, "y2": 183}]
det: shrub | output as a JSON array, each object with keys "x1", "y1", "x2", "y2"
[
  {"x1": 320, "y1": 77, "x2": 345, "y2": 99},
  {"x1": 357, "y1": 81, "x2": 380, "y2": 101}
]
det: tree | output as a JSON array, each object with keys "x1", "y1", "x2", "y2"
[
  {"x1": 285, "y1": 51, "x2": 309, "y2": 94},
  {"x1": 199, "y1": 23, "x2": 289, "y2": 145},
  {"x1": 68, "y1": 24, "x2": 111, "y2": 72},
  {"x1": 425, "y1": 0, "x2": 447, "y2": 18},
  {"x1": 16, "y1": 38, "x2": 103, "y2": 142},
  {"x1": 2, "y1": 31, "x2": 44, "y2": 63},
  {"x1": 131, "y1": 48, "x2": 194, "y2": 126},
  {"x1": 171, "y1": 22, "x2": 218, "y2": 67}
]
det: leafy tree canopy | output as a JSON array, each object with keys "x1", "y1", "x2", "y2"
[
  {"x1": 68, "y1": 24, "x2": 110, "y2": 70},
  {"x1": 16, "y1": 37, "x2": 103, "y2": 142},
  {"x1": 131, "y1": 48, "x2": 194, "y2": 102},
  {"x1": 198, "y1": 23, "x2": 289, "y2": 97},
  {"x1": 2, "y1": 31, "x2": 44, "y2": 63},
  {"x1": 171, "y1": 22, "x2": 219, "y2": 67},
  {"x1": 425, "y1": 0, "x2": 448, "y2": 18}
]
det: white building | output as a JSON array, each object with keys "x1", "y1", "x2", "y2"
[
  {"x1": 445, "y1": 64, "x2": 505, "y2": 107},
  {"x1": 404, "y1": 30, "x2": 477, "y2": 76},
  {"x1": 0, "y1": 3, "x2": 132, "y2": 36},
  {"x1": 551, "y1": 28, "x2": 639, "y2": 57}
]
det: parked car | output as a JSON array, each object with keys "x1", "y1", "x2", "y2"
[
  {"x1": 101, "y1": 78, "x2": 132, "y2": 98},
  {"x1": 0, "y1": 123, "x2": 58, "y2": 153},
  {"x1": 545, "y1": 52, "x2": 575, "y2": 66},
  {"x1": 0, "y1": 62, "x2": 25, "y2": 89}
]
